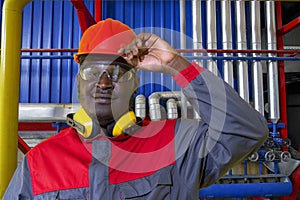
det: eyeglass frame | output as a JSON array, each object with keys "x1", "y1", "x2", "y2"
[{"x1": 79, "y1": 61, "x2": 136, "y2": 83}]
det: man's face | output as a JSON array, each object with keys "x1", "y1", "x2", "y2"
[{"x1": 77, "y1": 55, "x2": 138, "y2": 126}]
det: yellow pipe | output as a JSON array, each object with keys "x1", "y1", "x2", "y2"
[{"x1": 0, "y1": 0, "x2": 32, "y2": 197}]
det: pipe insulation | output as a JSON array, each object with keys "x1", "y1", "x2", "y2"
[
  {"x1": 179, "y1": 0, "x2": 188, "y2": 119},
  {"x1": 149, "y1": 92, "x2": 181, "y2": 121},
  {"x1": 250, "y1": 0, "x2": 265, "y2": 116},
  {"x1": 221, "y1": 0, "x2": 234, "y2": 87},
  {"x1": 266, "y1": 0, "x2": 280, "y2": 123},
  {"x1": 206, "y1": 0, "x2": 218, "y2": 75},
  {"x1": 191, "y1": 0, "x2": 202, "y2": 120},
  {"x1": 192, "y1": 0, "x2": 202, "y2": 64},
  {"x1": 148, "y1": 91, "x2": 198, "y2": 121},
  {"x1": 235, "y1": 0, "x2": 249, "y2": 102}
]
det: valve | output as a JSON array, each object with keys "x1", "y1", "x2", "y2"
[
  {"x1": 280, "y1": 151, "x2": 291, "y2": 162},
  {"x1": 248, "y1": 152, "x2": 259, "y2": 162},
  {"x1": 265, "y1": 151, "x2": 276, "y2": 162}
]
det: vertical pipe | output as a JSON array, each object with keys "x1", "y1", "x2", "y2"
[
  {"x1": 250, "y1": 0, "x2": 264, "y2": 116},
  {"x1": 167, "y1": 99, "x2": 178, "y2": 119},
  {"x1": 0, "y1": 0, "x2": 33, "y2": 197},
  {"x1": 235, "y1": 0, "x2": 249, "y2": 102},
  {"x1": 206, "y1": 0, "x2": 218, "y2": 75},
  {"x1": 179, "y1": 0, "x2": 187, "y2": 119},
  {"x1": 266, "y1": 0, "x2": 280, "y2": 123},
  {"x1": 192, "y1": 0, "x2": 202, "y2": 120},
  {"x1": 95, "y1": 0, "x2": 102, "y2": 22},
  {"x1": 192, "y1": 0, "x2": 202, "y2": 60},
  {"x1": 179, "y1": 0, "x2": 186, "y2": 49},
  {"x1": 275, "y1": 1, "x2": 288, "y2": 138},
  {"x1": 221, "y1": 0, "x2": 234, "y2": 87},
  {"x1": 135, "y1": 94, "x2": 146, "y2": 120}
]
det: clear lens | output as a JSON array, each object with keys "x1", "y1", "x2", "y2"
[{"x1": 80, "y1": 61, "x2": 134, "y2": 82}]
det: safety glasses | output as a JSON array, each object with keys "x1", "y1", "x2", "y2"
[{"x1": 80, "y1": 61, "x2": 135, "y2": 83}]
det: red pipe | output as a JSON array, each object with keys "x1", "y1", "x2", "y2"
[
  {"x1": 276, "y1": 1, "x2": 288, "y2": 139},
  {"x1": 17, "y1": 48, "x2": 300, "y2": 55},
  {"x1": 18, "y1": 136, "x2": 31, "y2": 154},
  {"x1": 70, "y1": 0, "x2": 96, "y2": 33},
  {"x1": 21, "y1": 48, "x2": 78, "y2": 52},
  {"x1": 278, "y1": 16, "x2": 300, "y2": 36},
  {"x1": 177, "y1": 49, "x2": 300, "y2": 56},
  {"x1": 95, "y1": 0, "x2": 102, "y2": 22}
]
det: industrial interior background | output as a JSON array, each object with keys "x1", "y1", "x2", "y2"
[{"x1": 0, "y1": 0, "x2": 299, "y2": 199}]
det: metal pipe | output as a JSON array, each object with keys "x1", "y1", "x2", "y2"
[
  {"x1": 135, "y1": 94, "x2": 146, "y2": 120},
  {"x1": 94, "y1": 0, "x2": 102, "y2": 22},
  {"x1": 177, "y1": 48, "x2": 300, "y2": 54},
  {"x1": 20, "y1": 48, "x2": 300, "y2": 55},
  {"x1": 179, "y1": 0, "x2": 186, "y2": 50},
  {"x1": 250, "y1": 0, "x2": 264, "y2": 116},
  {"x1": 148, "y1": 91, "x2": 200, "y2": 121},
  {"x1": 148, "y1": 92, "x2": 181, "y2": 121},
  {"x1": 235, "y1": 0, "x2": 249, "y2": 102},
  {"x1": 192, "y1": 0, "x2": 202, "y2": 64},
  {"x1": 71, "y1": 0, "x2": 96, "y2": 33},
  {"x1": 20, "y1": 55, "x2": 300, "y2": 61},
  {"x1": 221, "y1": 0, "x2": 234, "y2": 87},
  {"x1": 179, "y1": 0, "x2": 188, "y2": 119},
  {"x1": 275, "y1": 1, "x2": 288, "y2": 138},
  {"x1": 191, "y1": 0, "x2": 203, "y2": 121},
  {"x1": 0, "y1": 0, "x2": 32, "y2": 197},
  {"x1": 266, "y1": 0, "x2": 280, "y2": 123},
  {"x1": 206, "y1": 0, "x2": 218, "y2": 75},
  {"x1": 166, "y1": 99, "x2": 178, "y2": 119}
]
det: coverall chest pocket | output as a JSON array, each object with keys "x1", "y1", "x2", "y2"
[
  {"x1": 55, "y1": 189, "x2": 88, "y2": 200},
  {"x1": 119, "y1": 167, "x2": 173, "y2": 200}
]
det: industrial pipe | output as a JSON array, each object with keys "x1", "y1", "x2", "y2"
[
  {"x1": 179, "y1": 0, "x2": 188, "y2": 119},
  {"x1": 166, "y1": 99, "x2": 178, "y2": 119},
  {"x1": 250, "y1": 0, "x2": 264, "y2": 116},
  {"x1": 221, "y1": 0, "x2": 234, "y2": 87},
  {"x1": 149, "y1": 92, "x2": 181, "y2": 121},
  {"x1": 235, "y1": 0, "x2": 249, "y2": 102},
  {"x1": 191, "y1": 0, "x2": 202, "y2": 121},
  {"x1": 135, "y1": 94, "x2": 146, "y2": 120},
  {"x1": 192, "y1": 0, "x2": 202, "y2": 64},
  {"x1": 266, "y1": 0, "x2": 280, "y2": 123},
  {"x1": 206, "y1": 0, "x2": 218, "y2": 75},
  {"x1": 0, "y1": 0, "x2": 32, "y2": 197},
  {"x1": 70, "y1": 0, "x2": 96, "y2": 33},
  {"x1": 148, "y1": 91, "x2": 199, "y2": 121}
]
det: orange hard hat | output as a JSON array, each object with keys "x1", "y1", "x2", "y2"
[{"x1": 74, "y1": 18, "x2": 136, "y2": 63}]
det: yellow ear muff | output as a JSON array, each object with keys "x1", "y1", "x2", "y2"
[
  {"x1": 73, "y1": 108, "x2": 93, "y2": 138},
  {"x1": 112, "y1": 111, "x2": 136, "y2": 137}
]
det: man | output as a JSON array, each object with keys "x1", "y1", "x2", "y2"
[{"x1": 4, "y1": 18, "x2": 268, "y2": 199}]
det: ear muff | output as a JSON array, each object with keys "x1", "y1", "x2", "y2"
[
  {"x1": 67, "y1": 109, "x2": 137, "y2": 138},
  {"x1": 112, "y1": 111, "x2": 136, "y2": 137},
  {"x1": 66, "y1": 108, "x2": 96, "y2": 138}
]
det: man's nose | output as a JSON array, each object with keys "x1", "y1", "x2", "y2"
[{"x1": 96, "y1": 72, "x2": 114, "y2": 89}]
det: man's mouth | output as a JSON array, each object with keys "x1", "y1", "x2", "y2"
[{"x1": 93, "y1": 94, "x2": 114, "y2": 104}]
